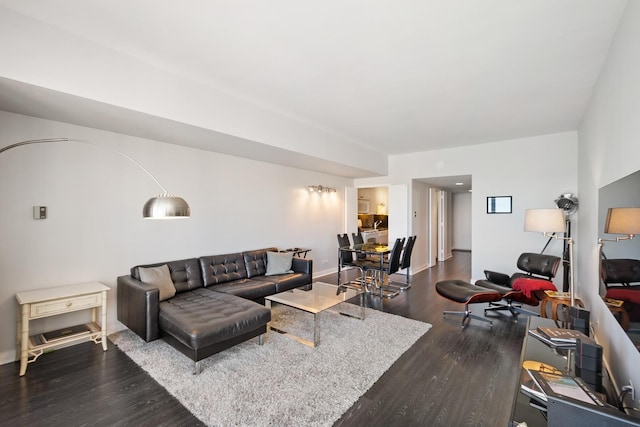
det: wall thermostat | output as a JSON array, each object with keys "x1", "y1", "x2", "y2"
[{"x1": 33, "y1": 206, "x2": 47, "y2": 219}]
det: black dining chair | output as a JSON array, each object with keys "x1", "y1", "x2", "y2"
[
  {"x1": 351, "y1": 232, "x2": 368, "y2": 260},
  {"x1": 352, "y1": 232, "x2": 364, "y2": 245},
  {"x1": 389, "y1": 235, "x2": 417, "y2": 290},
  {"x1": 337, "y1": 234, "x2": 372, "y2": 291},
  {"x1": 352, "y1": 231, "x2": 382, "y2": 263},
  {"x1": 365, "y1": 237, "x2": 405, "y2": 298}
]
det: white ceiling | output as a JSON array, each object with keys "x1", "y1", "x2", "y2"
[
  {"x1": 0, "y1": 0, "x2": 628, "y2": 165},
  {"x1": 417, "y1": 175, "x2": 472, "y2": 194}
]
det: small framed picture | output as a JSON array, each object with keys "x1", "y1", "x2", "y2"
[{"x1": 487, "y1": 196, "x2": 512, "y2": 214}]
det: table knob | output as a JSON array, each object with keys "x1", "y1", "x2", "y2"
[{"x1": 66, "y1": 301, "x2": 72, "y2": 307}]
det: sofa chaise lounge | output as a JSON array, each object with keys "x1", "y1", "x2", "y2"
[{"x1": 117, "y1": 247, "x2": 313, "y2": 373}]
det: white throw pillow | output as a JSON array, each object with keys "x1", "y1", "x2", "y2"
[
  {"x1": 138, "y1": 264, "x2": 176, "y2": 301},
  {"x1": 265, "y1": 251, "x2": 294, "y2": 276}
]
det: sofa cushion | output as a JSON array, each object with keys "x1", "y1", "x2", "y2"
[
  {"x1": 252, "y1": 273, "x2": 311, "y2": 293},
  {"x1": 266, "y1": 251, "x2": 294, "y2": 276},
  {"x1": 138, "y1": 264, "x2": 176, "y2": 301},
  {"x1": 132, "y1": 258, "x2": 202, "y2": 294},
  {"x1": 159, "y1": 288, "x2": 271, "y2": 350},
  {"x1": 210, "y1": 278, "x2": 277, "y2": 300},
  {"x1": 243, "y1": 248, "x2": 278, "y2": 278},
  {"x1": 199, "y1": 253, "x2": 248, "y2": 287}
]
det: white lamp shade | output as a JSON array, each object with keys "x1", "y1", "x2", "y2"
[
  {"x1": 604, "y1": 207, "x2": 640, "y2": 234},
  {"x1": 524, "y1": 209, "x2": 565, "y2": 233}
]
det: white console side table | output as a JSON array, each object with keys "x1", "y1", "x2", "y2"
[{"x1": 15, "y1": 282, "x2": 109, "y2": 376}]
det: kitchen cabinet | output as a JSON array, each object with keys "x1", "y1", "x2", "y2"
[{"x1": 358, "y1": 187, "x2": 388, "y2": 215}]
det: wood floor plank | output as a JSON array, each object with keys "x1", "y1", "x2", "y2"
[
  {"x1": 332, "y1": 251, "x2": 526, "y2": 427},
  {"x1": 0, "y1": 341, "x2": 204, "y2": 427},
  {"x1": 0, "y1": 251, "x2": 527, "y2": 426}
]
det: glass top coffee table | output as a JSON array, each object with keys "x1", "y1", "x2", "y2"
[{"x1": 265, "y1": 282, "x2": 364, "y2": 347}]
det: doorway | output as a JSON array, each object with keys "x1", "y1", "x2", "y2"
[{"x1": 415, "y1": 175, "x2": 472, "y2": 268}]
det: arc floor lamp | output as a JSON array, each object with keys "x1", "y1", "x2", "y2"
[{"x1": 0, "y1": 138, "x2": 190, "y2": 218}]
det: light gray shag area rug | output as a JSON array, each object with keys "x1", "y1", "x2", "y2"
[{"x1": 109, "y1": 302, "x2": 431, "y2": 427}]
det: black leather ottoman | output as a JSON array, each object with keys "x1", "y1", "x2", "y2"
[
  {"x1": 436, "y1": 280, "x2": 502, "y2": 329},
  {"x1": 159, "y1": 288, "x2": 271, "y2": 373}
]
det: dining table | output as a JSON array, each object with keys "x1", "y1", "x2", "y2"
[{"x1": 337, "y1": 242, "x2": 391, "y2": 296}]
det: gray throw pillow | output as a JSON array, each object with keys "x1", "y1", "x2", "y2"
[
  {"x1": 138, "y1": 264, "x2": 176, "y2": 301},
  {"x1": 266, "y1": 251, "x2": 294, "y2": 276}
]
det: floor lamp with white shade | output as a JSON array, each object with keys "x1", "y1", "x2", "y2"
[{"x1": 524, "y1": 208, "x2": 575, "y2": 306}]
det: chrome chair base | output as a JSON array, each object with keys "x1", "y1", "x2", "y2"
[
  {"x1": 484, "y1": 301, "x2": 540, "y2": 322},
  {"x1": 388, "y1": 277, "x2": 411, "y2": 291},
  {"x1": 363, "y1": 271, "x2": 400, "y2": 298},
  {"x1": 444, "y1": 304, "x2": 493, "y2": 329}
]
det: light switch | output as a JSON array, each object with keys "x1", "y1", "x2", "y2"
[{"x1": 33, "y1": 206, "x2": 47, "y2": 219}]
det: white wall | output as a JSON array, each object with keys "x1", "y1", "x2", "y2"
[
  {"x1": 452, "y1": 192, "x2": 472, "y2": 251},
  {"x1": 358, "y1": 132, "x2": 577, "y2": 284},
  {"x1": 410, "y1": 181, "x2": 431, "y2": 273},
  {"x1": 578, "y1": 0, "x2": 640, "y2": 401},
  {"x1": 0, "y1": 111, "x2": 352, "y2": 364}
]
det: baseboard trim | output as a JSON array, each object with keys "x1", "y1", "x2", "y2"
[{"x1": 0, "y1": 350, "x2": 16, "y2": 366}]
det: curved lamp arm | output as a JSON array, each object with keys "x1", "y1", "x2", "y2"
[{"x1": 0, "y1": 138, "x2": 190, "y2": 218}]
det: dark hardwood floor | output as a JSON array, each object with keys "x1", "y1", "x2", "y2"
[
  {"x1": 332, "y1": 251, "x2": 527, "y2": 426},
  {"x1": 0, "y1": 251, "x2": 528, "y2": 426}
]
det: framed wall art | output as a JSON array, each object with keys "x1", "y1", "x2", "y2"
[{"x1": 487, "y1": 196, "x2": 512, "y2": 214}]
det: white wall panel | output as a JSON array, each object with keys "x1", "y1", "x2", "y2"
[{"x1": 0, "y1": 111, "x2": 352, "y2": 363}]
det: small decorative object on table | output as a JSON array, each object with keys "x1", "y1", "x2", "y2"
[{"x1": 544, "y1": 290, "x2": 571, "y2": 298}]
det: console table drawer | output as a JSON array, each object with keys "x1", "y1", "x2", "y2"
[{"x1": 30, "y1": 294, "x2": 101, "y2": 318}]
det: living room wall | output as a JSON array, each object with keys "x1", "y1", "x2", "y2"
[
  {"x1": 356, "y1": 131, "x2": 578, "y2": 284},
  {"x1": 0, "y1": 110, "x2": 352, "y2": 364},
  {"x1": 577, "y1": 0, "x2": 640, "y2": 398}
]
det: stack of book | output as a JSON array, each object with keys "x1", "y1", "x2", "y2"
[{"x1": 528, "y1": 326, "x2": 588, "y2": 348}]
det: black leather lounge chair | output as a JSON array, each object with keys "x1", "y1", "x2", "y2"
[{"x1": 475, "y1": 252, "x2": 561, "y2": 322}]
